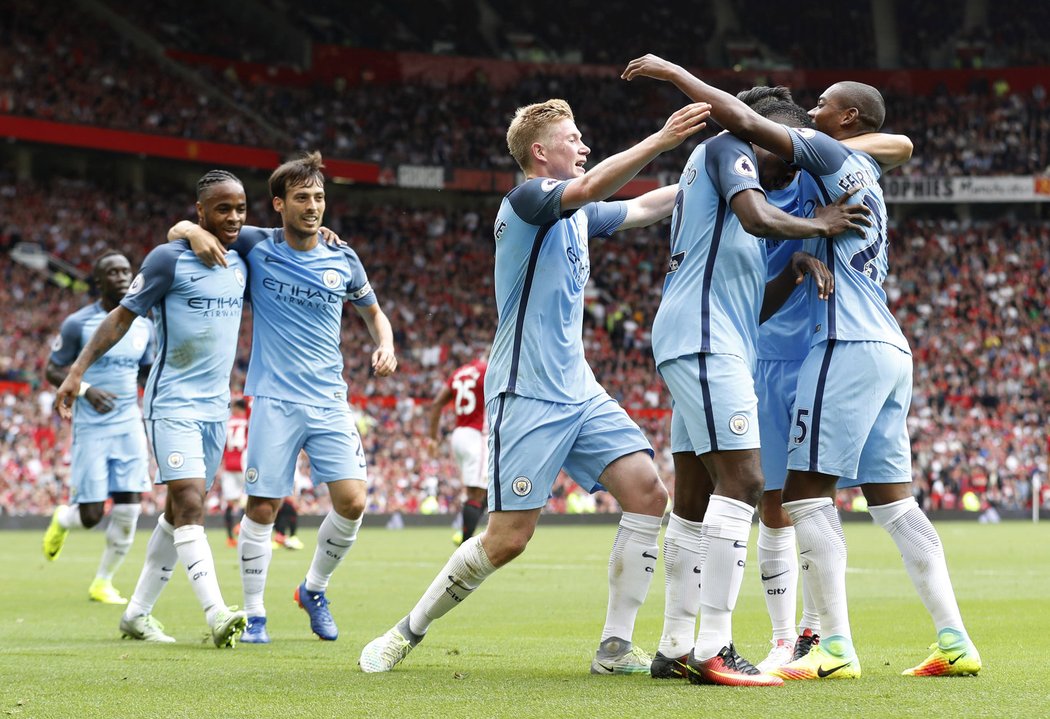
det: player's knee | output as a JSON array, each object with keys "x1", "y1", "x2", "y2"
[
  {"x1": 332, "y1": 494, "x2": 365, "y2": 521},
  {"x1": 79, "y1": 503, "x2": 106, "y2": 528},
  {"x1": 169, "y1": 490, "x2": 205, "y2": 525}
]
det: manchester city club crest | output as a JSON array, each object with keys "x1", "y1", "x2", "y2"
[
  {"x1": 167, "y1": 452, "x2": 185, "y2": 469},
  {"x1": 512, "y1": 476, "x2": 532, "y2": 496},
  {"x1": 245, "y1": 467, "x2": 259, "y2": 484},
  {"x1": 322, "y1": 269, "x2": 341, "y2": 289},
  {"x1": 234, "y1": 268, "x2": 246, "y2": 287},
  {"x1": 728, "y1": 414, "x2": 750, "y2": 435}
]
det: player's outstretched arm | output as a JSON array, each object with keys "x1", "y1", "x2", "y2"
[
  {"x1": 560, "y1": 103, "x2": 710, "y2": 211},
  {"x1": 623, "y1": 54, "x2": 794, "y2": 161},
  {"x1": 356, "y1": 303, "x2": 397, "y2": 377},
  {"x1": 53, "y1": 306, "x2": 139, "y2": 420},
  {"x1": 761, "y1": 251, "x2": 834, "y2": 323},
  {"x1": 842, "y1": 133, "x2": 913, "y2": 171},
  {"x1": 619, "y1": 185, "x2": 678, "y2": 230},
  {"x1": 168, "y1": 220, "x2": 227, "y2": 268},
  {"x1": 732, "y1": 187, "x2": 871, "y2": 240}
]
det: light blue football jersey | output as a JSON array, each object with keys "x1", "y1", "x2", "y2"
[
  {"x1": 757, "y1": 171, "x2": 822, "y2": 362},
  {"x1": 121, "y1": 240, "x2": 247, "y2": 421},
  {"x1": 233, "y1": 226, "x2": 377, "y2": 409},
  {"x1": 50, "y1": 301, "x2": 154, "y2": 435},
  {"x1": 651, "y1": 133, "x2": 767, "y2": 369},
  {"x1": 486, "y1": 178, "x2": 626, "y2": 405},
  {"x1": 788, "y1": 128, "x2": 910, "y2": 354}
]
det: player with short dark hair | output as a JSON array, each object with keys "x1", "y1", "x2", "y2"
[
  {"x1": 624, "y1": 55, "x2": 981, "y2": 680},
  {"x1": 359, "y1": 97, "x2": 712, "y2": 675},
  {"x1": 170, "y1": 151, "x2": 397, "y2": 645},
  {"x1": 44, "y1": 250, "x2": 154, "y2": 605},
  {"x1": 55, "y1": 170, "x2": 251, "y2": 646}
]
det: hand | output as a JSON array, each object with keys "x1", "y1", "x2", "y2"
[
  {"x1": 789, "y1": 251, "x2": 835, "y2": 300},
  {"x1": 188, "y1": 229, "x2": 228, "y2": 268},
  {"x1": 813, "y1": 188, "x2": 873, "y2": 237},
  {"x1": 371, "y1": 346, "x2": 397, "y2": 377},
  {"x1": 622, "y1": 54, "x2": 680, "y2": 83},
  {"x1": 85, "y1": 387, "x2": 117, "y2": 414},
  {"x1": 53, "y1": 374, "x2": 82, "y2": 420},
  {"x1": 654, "y1": 102, "x2": 711, "y2": 152},
  {"x1": 319, "y1": 226, "x2": 346, "y2": 247}
]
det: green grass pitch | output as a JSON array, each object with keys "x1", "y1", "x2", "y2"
[{"x1": 2, "y1": 521, "x2": 1047, "y2": 718}]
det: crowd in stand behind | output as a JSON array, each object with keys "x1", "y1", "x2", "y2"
[
  {"x1": 4, "y1": 2, "x2": 1050, "y2": 177},
  {"x1": 0, "y1": 177, "x2": 1046, "y2": 518}
]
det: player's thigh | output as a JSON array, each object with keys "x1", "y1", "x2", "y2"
[
  {"x1": 106, "y1": 425, "x2": 151, "y2": 496},
  {"x1": 486, "y1": 393, "x2": 579, "y2": 512},
  {"x1": 563, "y1": 393, "x2": 654, "y2": 500},
  {"x1": 147, "y1": 418, "x2": 218, "y2": 489},
  {"x1": 451, "y1": 426, "x2": 487, "y2": 490},
  {"x1": 243, "y1": 397, "x2": 307, "y2": 498},
  {"x1": 70, "y1": 432, "x2": 110, "y2": 504},
  {"x1": 756, "y1": 359, "x2": 802, "y2": 492},
  {"x1": 659, "y1": 353, "x2": 759, "y2": 455},
  {"x1": 302, "y1": 404, "x2": 368, "y2": 484},
  {"x1": 843, "y1": 347, "x2": 914, "y2": 488},
  {"x1": 787, "y1": 341, "x2": 901, "y2": 481}
]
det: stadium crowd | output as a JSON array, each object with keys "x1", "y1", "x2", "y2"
[
  {"x1": 4, "y1": 2, "x2": 1050, "y2": 177},
  {"x1": 0, "y1": 175, "x2": 1046, "y2": 518}
]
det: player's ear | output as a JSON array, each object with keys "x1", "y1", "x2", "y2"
[
  {"x1": 195, "y1": 201, "x2": 205, "y2": 224},
  {"x1": 273, "y1": 196, "x2": 284, "y2": 213},
  {"x1": 842, "y1": 107, "x2": 859, "y2": 129},
  {"x1": 532, "y1": 142, "x2": 545, "y2": 165}
]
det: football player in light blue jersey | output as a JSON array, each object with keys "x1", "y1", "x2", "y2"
[
  {"x1": 737, "y1": 88, "x2": 916, "y2": 675},
  {"x1": 624, "y1": 56, "x2": 980, "y2": 680},
  {"x1": 171, "y1": 152, "x2": 396, "y2": 645},
  {"x1": 637, "y1": 88, "x2": 865, "y2": 685},
  {"x1": 56, "y1": 170, "x2": 251, "y2": 648},
  {"x1": 361, "y1": 98, "x2": 712, "y2": 675},
  {"x1": 43, "y1": 251, "x2": 154, "y2": 605}
]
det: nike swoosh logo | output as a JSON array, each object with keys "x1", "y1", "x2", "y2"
[
  {"x1": 326, "y1": 539, "x2": 352, "y2": 548},
  {"x1": 800, "y1": 549, "x2": 813, "y2": 555},
  {"x1": 761, "y1": 570, "x2": 789, "y2": 581},
  {"x1": 189, "y1": 275, "x2": 206, "y2": 282},
  {"x1": 692, "y1": 566, "x2": 702, "y2": 574},
  {"x1": 160, "y1": 566, "x2": 173, "y2": 572},
  {"x1": 241, "y1": 554, "x2": 265, "y2": 562},
  {"x1": 642, "y1": 551, "x2": 658, "y2": 560},
  {"x1": 264, "y1": 255, "x2": 283, "y2": 264},
  {"x1": 733, "y1": 541, "x2": 747, "y2": 549},
  {"x1": 817, "y1": 662, "x2": 851, "y2": 677},
  {"x1": 187, "y1": 560, "x2": 204, "y2": 571},
  {"x1": 948, "y1": 652, "x2": 967, "y2": 665}
]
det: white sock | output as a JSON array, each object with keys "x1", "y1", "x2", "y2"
[
  {"x1": 305, "y1": 511, "x2": 361, "y2": 593},
  {"x1": 126, "y1": 515, "x2": 177, "y2": 619},
  {"x1": 868, "y1": 497, "x2": 966, "y2": 636},
  {"x1": 799, "y1": 564, "x2": 822, "y2": 636},
  {"x1": 784, "y1": 497, "x2": 851, "y2": 641},
  {"x1": 408, "y1": 535, "x2": 496, "y2": 636},
  {"x1": 173, "y1": 524, "x2": 225, "y2": 624},
  {"x1": 600, "y1": 511, "x2": 662, "y2": 643},
  {"x1": 758, "y1": 522, "x2": 798, "y2": 642},
  {"x1": 95, "y1": 503, "x2": 141, "y2": 581},
  {"x1": 58, "y1": 504, "x2": 84, "y2": 530},
  {"x1": 694, "y1": 495, "x2": 754, "y2": 660},
  {"x1": 657, "y1": 513, "x2": 704, "y2": 657},
  {"x1": 238, "y1": 516, "x2": 273, "y2": 617}
]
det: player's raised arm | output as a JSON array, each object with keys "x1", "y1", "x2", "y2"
[
  {"x1": 560, "y1": 103, "x2": 710, "y2": 211},
  {"x1": 623, "y1": 54, "x2": 795, "y2": 162},
  {"x1": 842, "y1": 133, "x2": 913, "y2": 171},
  {"x1": 168, "y1": 220, "x2": 227, "y2": 268},
  {"x1": 732, "y1": 186, "x2": 871, "y2": 241},
  {"x1": 53, "y1": 306, "x2": 139, "y2": 419},
  {"x1": 619, "y1": 184, "x2": 678, "y2": 230}
]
